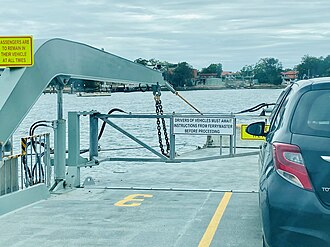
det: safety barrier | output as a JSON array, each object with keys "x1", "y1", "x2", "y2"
[
  {"x1": 0, "y1": 133, "x2": 53, "y2": 196},
  {"x1": 66, "y1": 111, "x2": 254, "y2": 166},
  {"x1": 47, "y1": 110, "x2": 267, "y2": 189},
  {"x1": 0, "y1": 155, "x2": 19, "y2": 196}
]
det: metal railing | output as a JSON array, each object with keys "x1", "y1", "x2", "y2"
[
  {"x1": 97, "y1": 113, "x2": 237, "y2": 161},
  {"x1": 0, "y1": 155, "x2": 19, "y2": 196},
  {"x1": 66, "y1": 111, "x2": 251, "y2": 166}
]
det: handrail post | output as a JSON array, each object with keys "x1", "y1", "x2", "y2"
[
  {"x1": 89, "y1": 113, "x2": 99, "y2": 160},
  {"x1": 0, "y1": 143, "x2": 2, "y2": 161},
  {"x1": 54, "y1": 80, "x2": 66, "y2": 182},
  {"x1": 229, "y1": 116, "x2": 236, "y2": 157},
  {"x1": 169, "y1": 115, "x2": 175, "y2": 160},
  {"x1": 54, "y1": 119, "x2": 66, "y2": 182},
  {"x1": 67, "y1": 112, "x2": 81, "y2": 187},
  {"x1": 233, "y1": 117, "x2": 237, "y2": 155},
  {"x1": 45, "y1": 133, "x2": 51, "y2": 187},
  {"x1": 68, "y1": 112, "x2": 81, "y2": 166}
]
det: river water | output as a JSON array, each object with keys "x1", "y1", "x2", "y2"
[{"x1": 13, "y1": 88, "x2": 282, "y2": 156}]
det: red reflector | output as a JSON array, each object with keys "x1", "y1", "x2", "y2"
[{"x1": 273, "y1": 143, "x2": 313, "y2": 191}]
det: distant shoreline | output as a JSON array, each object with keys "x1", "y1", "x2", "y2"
[
  {"x1": 175, "y1": 84, "x2": 285, "y2": 91},
  {"x1": 43, "y1": 83, "x2": 285, "y2": 94}
]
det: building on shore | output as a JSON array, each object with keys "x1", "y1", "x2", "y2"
[{"x1": 281, "y1": 71, "x2": 298, "y2": 85}]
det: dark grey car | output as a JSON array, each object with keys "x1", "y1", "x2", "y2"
[{"x1": 247, "y1": 78, "x2": 330, "y2": 247}]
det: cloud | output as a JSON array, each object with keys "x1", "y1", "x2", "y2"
[
  {"x1": 169, "y1": 14, "x2": 211, "y2": 21},
  {"x1": 1, "y1": 0, "x2": 330, "y2": 70}
]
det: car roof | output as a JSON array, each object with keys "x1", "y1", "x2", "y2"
[{"x1": 294, "y1": 77, "x2": 330, "y2": 90}]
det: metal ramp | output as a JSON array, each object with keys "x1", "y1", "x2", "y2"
[{"x1": 0, "y1": 38, "x2": 165, "y2": 147}]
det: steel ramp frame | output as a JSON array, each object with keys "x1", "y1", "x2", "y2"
[{"x1": 0, "y1": 38, "x2": 165, "y2": 147}]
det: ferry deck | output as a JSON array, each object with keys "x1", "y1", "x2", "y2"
[
  {"x1": 0, "y1": 38, "x2": 263, "y2": 247},
  {"x1": 0, "y1": 148, "x2": 261, "y2": 247}
]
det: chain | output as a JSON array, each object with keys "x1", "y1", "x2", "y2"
[
  {"x1": 158, "y1": 101, "x2": 170, "y2": 154},
  {"x1": 155, "y1": 99, "x2": 165, "y2": 155},
  {"x1": 154, "y1": 96, "x2": 170, "y2": 156}
]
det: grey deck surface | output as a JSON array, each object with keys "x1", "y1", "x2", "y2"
[{"x1": 0, "y1": 148, "x2": 262, "y2": 247}]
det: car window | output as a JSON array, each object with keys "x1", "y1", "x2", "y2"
[
  {"x1": 269, "y1": 89, "x2": 288, "y2": 122},
  {"x1": 269, "y1": 87, "x2": 292, "y2": 132},
  {"x1": 291, "y1": 90, "x2": 330, "y2": 137}
]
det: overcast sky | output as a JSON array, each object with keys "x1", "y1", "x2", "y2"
[{"x1": 1, "y1": 0, "x2": 329, "y2": 71}]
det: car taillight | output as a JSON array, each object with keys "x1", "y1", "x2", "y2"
[{"x1": 273, "y1": 143, "x2": 313, "y2": 191}]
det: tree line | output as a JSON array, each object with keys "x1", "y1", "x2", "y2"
[{"x1": 135, "y1": 55, "x2": 330, "y2": 88}]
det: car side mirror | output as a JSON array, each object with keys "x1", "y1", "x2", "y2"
[{"x1": 246, "y1": 122, "x2": 267, "y2": 136}]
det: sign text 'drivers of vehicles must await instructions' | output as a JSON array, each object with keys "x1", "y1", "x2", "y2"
[{"x1": 173, "y1": 116, "x2": 235, "y2": 135}]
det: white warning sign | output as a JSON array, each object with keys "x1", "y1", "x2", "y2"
[{"x1": 173, "y1": 116, "x2": 234, "y2": 135}]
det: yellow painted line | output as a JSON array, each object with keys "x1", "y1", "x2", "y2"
[{"x1": 198, "y1": 192, "x2": 232, "y2": 247}]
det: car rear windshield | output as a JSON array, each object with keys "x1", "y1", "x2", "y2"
[{"x1": 291, "y1": 89, "x2": 330, "y2": 137}]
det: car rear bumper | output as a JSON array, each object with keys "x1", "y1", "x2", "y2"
[{"x1": 261, "y1": 172, "x2": 330, "y2": 247}]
